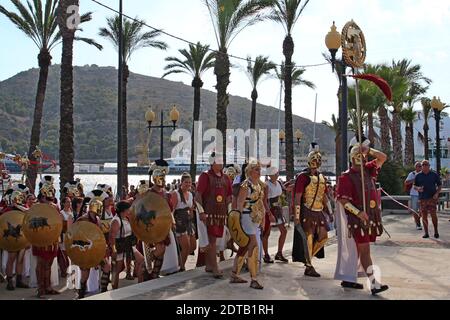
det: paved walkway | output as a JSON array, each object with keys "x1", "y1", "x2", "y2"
[
  {"x1": 88, "y1": 213, "x2": 450, "y2": 300},
  {"x1": 1, "y1": 213, "x2": 450, "y2": 300}
]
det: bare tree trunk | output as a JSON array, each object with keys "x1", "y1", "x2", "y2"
[
  {"x1": 391, "y1": 111, "x2": 403, "y2": 164},
  {"x1": 378, "y1": 106, "x2": 391, "y2": 155},
  {"x1": 367, "y1": 111, "x2": 376, "y2": 148},
  {"x1": 250, "y1": 88, "x2": 258, "y2": 130},
  {"x1": 404, "y1": 122, "x2": 415, "y2": 166},
  {"x1": 57, "y1": 0, "x2": 77, "y2": 196},
  {"x1": 26, "y1": 49, "x2": 52, "y2": 193},
  {"x1": 215, "y1": 50, "x2": 230, "y2": 165},
  {"x1": 283, "y1": 34, "x2": 295, "y2": 180}
]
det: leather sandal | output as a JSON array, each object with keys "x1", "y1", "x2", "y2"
[
  {"x1": 230, "y1": 273, "x2": 247, "y2": 284},
  {"x1": 45, "y1": 288, "x2": 60, "y2": 295},
  {"x1": 250, "y1": 280, "x2": 264, "y2": 290}
]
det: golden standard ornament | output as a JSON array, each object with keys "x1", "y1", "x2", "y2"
[
  {"x1": 341, "y1": 20, "x2": 366, "y2": 68},
  {"x1": 65, "y1": 221, "x2": 106, "y2": 269},
  {"x1": 23, "y1": 204, "x2": 62, "y2": 247},
  {"x1": 0, "y1": 210, "x2": 30, "y2": 252},
  {"x1": 130, "y1": 191, "x2": 172, "y2": 244}
]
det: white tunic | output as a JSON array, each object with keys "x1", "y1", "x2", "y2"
[{"x1": 266, "y1": 180, "x2": 283, "y2": 199}]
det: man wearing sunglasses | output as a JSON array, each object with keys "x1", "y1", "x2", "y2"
[{"x1": 414, "y1": 160, "x2": 442, "y2": 239}]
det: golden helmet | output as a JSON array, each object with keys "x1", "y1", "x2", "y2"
[
  {"x1": 0, "y1": 210, "x2": 30, "y2": 252},
  {"x1": 149, "y1": 160, "x2": 170, "y2": 188},
  {"x1": 349, "y1": 144, "x2": 368, "y2": 165},
  {"x1": 130, "y1": 190, "x2": 172, "y2": 244},
  {"x1": 137, "y1": 180, "x2": 150, "y2": 195},
  {"x1": 39, "y1": 183, "x2": 56, "y2": 199},
  {"x1": 10, "y1": 190, "x2": 26, "y2": 207},
  {"x1": 224, "y1": 165, "x2": 238, "y2": 181},
  {"x1": 65, "y1": 221, "x2": 106, "y2": 269},
  {"x1": 23, "y1": 203, "x2": 62, "y2": 247},
  {"x1": 63, "y1": 181, "x2": 81, "y2": 198},
  {"x1": 88, "y1": 199, "x2": 103, "y2": 216},
  {"x1": 307, "y1": 151, "x2": 322, "y2": 169}
]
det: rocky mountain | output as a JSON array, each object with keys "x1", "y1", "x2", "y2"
[{"x1": 0, "y1": 65, "x2": 335, "y2": 161}]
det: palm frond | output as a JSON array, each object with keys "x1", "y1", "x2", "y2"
[
  {"x1": 99, "y1": 15, "x2": 168, "y2": 62},
  {"x1": 74, "y1": 37, "x2": 103, "y2": 50},
  {"x1": 269, "y1": 0, "x2": 310, "y2": 34}
]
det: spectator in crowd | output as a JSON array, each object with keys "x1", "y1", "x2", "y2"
[{"x1": 405, "y1": 162, "x2": 423, "y2": 230}]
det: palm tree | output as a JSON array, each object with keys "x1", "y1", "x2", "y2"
[
  {"x1": 275, "y1": 62, "x2": 315, "y2": 91},
  {"x1": 420, "y1": 97, "x2": 432, "y2": 160},
  {"x1": 322, "y1": 114, "x2": 340, "y2": 175},
  {"x1": 245, "y1": 56, "x2": 276, "y2": 130},
  {"x1": 204, "y1": 0, "x2": 273, "y2": 164},
  {"x1": 376, "y1": 64, "x2": 409, "y2": 163},
  {"x1": 401, "y1": 107, "x2": 418, "y2": 166},
  {"x1": 57, "y1": 0, "x2": 102, "y2": 194},
  {"x1": 390, "y1": 59, "x2": 431, "y2": 164},
  {"x1": 0, "y1": 0, "x2": 97, "y2": 192},
  {"x1": 162, "y1": 42, "x2": 215, "y2": 179},
  {"x1": 270, "y1": 0, "x2": 310, "y2": 179},
  {"x1": 99, "y1": 15, "x2": 168, "y2": 188}
]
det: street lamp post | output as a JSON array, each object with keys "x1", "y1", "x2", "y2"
[
  {"x1": 145, "y1": 105, "x2": 180, "y2": 161},
  {"x1": 431, "y1": 96, "x2": 444, "y2": 174},
  {"x1": 116, "y1": 0, "x2": 124, "y2": 201},
  {"x1": 325, "y1": 22, "x2": 348, "y2": 176},
  {"x1": 279, "y1": 129, "x2": 303, "y2": 172}
]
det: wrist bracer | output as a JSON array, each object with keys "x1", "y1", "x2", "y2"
[{"x1": 344, "y1": 202, "x2": 361, "y2": 216}]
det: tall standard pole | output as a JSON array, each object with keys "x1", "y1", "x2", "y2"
[
  {"x1": 313, "y1": 93, "x2": 318, "y2": 143},
  {"x1": 116, "y1": 0, "x2": 123, "y2": 200},
  {"x1": 160, "y1": 110, "x2": 164, "y2": 160},
  {"x1": 340, "y1": 63, "x2": 348, "y2": 174}
]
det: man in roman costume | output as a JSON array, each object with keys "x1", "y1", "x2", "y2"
[
  {"x1": 334, "y1": 142, "x2": 389, "y2": 295},
  {"x1": 292, "y1": 144, "x2": 332, "y2": 277},
  {"x1": 195, "y1": 152, "x2": 232, "y2": 278}
]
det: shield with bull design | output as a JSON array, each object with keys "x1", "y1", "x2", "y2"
[
  {"x1": 130, "y1": 191, "x2": 172, "y2": 244},
  {"x1": 0, "y1": 210, "x2": 29, "y2": 252},
  {"x1": 23, "y1": 203, "x2": 62, "y2": 247}
]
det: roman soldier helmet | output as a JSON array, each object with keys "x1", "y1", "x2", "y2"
[
  {"x1": 149, "y1": 159, "x2": 170, "y2": 187},
  {"x1": 137, "y1": 180, "x2": 150, "y2": 195},
  {"x1": 12, "y1": 183, "x2": 30, "y2": 195},
  {"x1": 307, "y1": 143, "x2": 322, "y2": 169},
  {"x1": 63, "y1": 181, "x2": 81, "y2": 198},
  {"x1": 208, "y1": 151, "x2": 223, "y2": 165},
  {"x1": 85, "y1": 189, "x2": 109, "y2": 216},
  {"x1": 96, "y1": 184, "x2": 113, "y2": 197},
  {"x1": 224, "y1": 164, "x2": 240, "y2": 181},
  {"x1": 39, "y1": 176, "x2": 56, "y2": 199},
  {"x1": 10, "y1": 190, "x2": 26, "y2": 207},
  {"x1": 349, "y1": 144, "x2": 368, "y2": 166}
]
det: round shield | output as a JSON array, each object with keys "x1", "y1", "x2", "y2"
[
  {"x1": 130, "y1": 191, "x2": 172, "y2": 244},
  {"x1": 65, "y1": 221, "x2": 106, "y2": 269},
  {"x1": 0, "y1": 210, "x2": 30, "y2": 252},
  {"x1": 227, "y1": 210, "x2": 249, "y2": 248},
  {"x1": 23, "y1": 204, "x2": 62, "y2": 247}
]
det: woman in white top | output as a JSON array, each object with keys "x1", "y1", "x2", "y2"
[
  {"x1": 58, "y1": 197, "x2": 73, "y2": 277},
  {"x1": 170, "y1": 173, "x2": 196, "y2": 271},
  {"x1": 109, "y1": 201, "x2": 144, "y2": 290}
]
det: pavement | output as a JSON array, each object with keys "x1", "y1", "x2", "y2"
[{"x1": 1, "y1": 212, "x2": 450, "y2": 300}]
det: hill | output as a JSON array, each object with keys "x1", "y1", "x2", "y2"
[{"x1": 0, "y1": 65, "x2": 335, "y2": 161}]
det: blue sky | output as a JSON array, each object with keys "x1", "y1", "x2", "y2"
[{"x1": 0, "y1": 0, "x2": 449, "y2": 124}]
